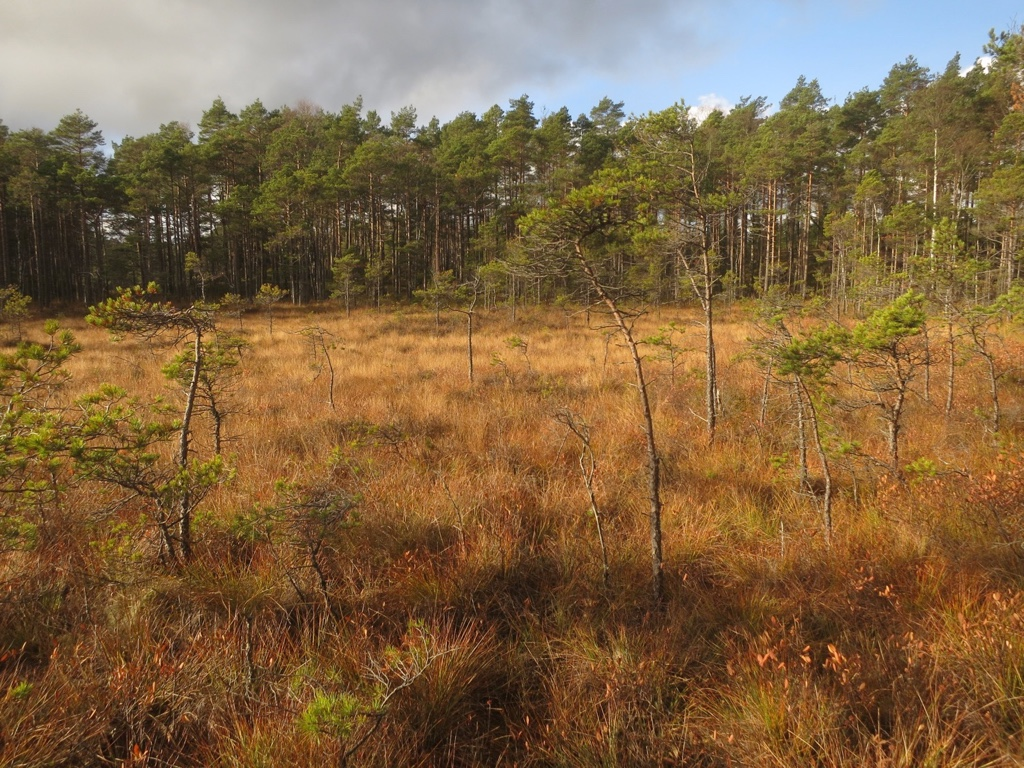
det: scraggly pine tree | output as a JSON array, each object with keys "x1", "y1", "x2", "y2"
[
  {"x1": 82, "y1": 284, "x2": 227, "y2": 563},
  {"x1": 518, "y1": 172, "x2": 665, "y2": 601}
]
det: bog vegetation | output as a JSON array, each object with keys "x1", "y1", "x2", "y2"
[
  {"x1": 3, "y1": 21, "x2": 1024, "y2": 768},
  {"x1": 2, "y1": 289, "x2": 1024, "y2": 766}
]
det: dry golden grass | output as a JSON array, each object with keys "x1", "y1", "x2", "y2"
[{"x1": 3, "y1": 300, "x2": 1024, "y2": 766}]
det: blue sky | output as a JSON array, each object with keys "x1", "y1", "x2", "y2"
[
  {"x1": 532, "y1": 1, "x2": 1022, "y2": 121},
  {"x1": 0, "y1": 0, "x2": 1020, "y2": 141}
]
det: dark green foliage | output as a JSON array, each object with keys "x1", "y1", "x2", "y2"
[
  {"x1": 70, "y1": 385, "x2": 227, "y2": 565},
  {"x1": 0, "y1": 23, "x2": 1018, "y2": 309},
  {"x1": 850, "y1": 290, "x2": 926, "y2": 353},
  {"x1": 0, "y1": 286, "x2": 31, "y2": 342},
  {"x1": 84, "y1": 284, "x2": 228, "y2": 563},
  {"x1": 0, "y1": 321, "x2": 78, "y2": 551}
]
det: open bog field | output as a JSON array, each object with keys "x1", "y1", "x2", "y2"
[{"x1": 3, "y1": 301, "x2": 1024, "y2": 767}]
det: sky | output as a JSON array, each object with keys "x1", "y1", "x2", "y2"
[{"x1": 0, "y1": 0, "x2": 1020, "y2": 145}]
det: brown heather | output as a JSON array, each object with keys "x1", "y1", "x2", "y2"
[{"x1": 3, "y1": 301, "x2": 1024, "y2": 766}]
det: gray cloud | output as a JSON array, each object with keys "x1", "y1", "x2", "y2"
[{"x1": 0, "y1": 0, "x2": 721, "y2": 139}]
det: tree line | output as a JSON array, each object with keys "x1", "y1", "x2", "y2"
[{"x1": 0, "y1": 27, "x2": 1023, "y2": 309}]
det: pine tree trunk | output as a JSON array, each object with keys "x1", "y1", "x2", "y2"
[
  {"x1": 176, "y1": 329, "x2": 204, "y2": 561},
  {"x1": 799, "y1": 378, "x2": 833, "y2": 544},
  {"x1": 576, "y1": 243, "x2": 663, "y2": 602}
]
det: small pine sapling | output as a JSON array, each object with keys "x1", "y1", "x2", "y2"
[
  {"x1": 642, "y1": 322, "x2": 686, "y2": 385},
  {"x1": 0, "y1": 286, "x2": 32, "y2": 344},
  {"x1": 449, "y1": 274, "x2": 481, "y2": 383},
  {"x1": 254, "y1": 283, "x2": 287, "y2": 337},
  {"x1": 964, "y1": 284, "x2": 1024, "y2": 433},
  {"x1": 555, "y1": 409, "x2": 610, "y2": 587},
  {"x1": 162, "y1": 331, "x2": 247, "y2": 454},
  {"x1": 298, "y1": 323, "x2": 340, "y2": 410},
  {"x1": 331, "y1": 253, "x2": 364, "y2": 317},
  {"x1": 0, "y1": 321, "x2": 79, "y2": 551},
  {"x1": 519, "y1": 176, "x2": 666, "y2": 602},
  {"x1": 85, "y1": 283, "x2": 225, "y2": 561},
  {"x1": 185, "y1": 251, "x2": 220, "y2": 302},
  {"x1": 776, "y1": 323, "x2": 847, "y2": 543},
  {"x1": 413, "y1": 270, "x2": 458, "y2": 332},
  {"x1": 844, "y1": 291, "x2": 928, "y2": 481},
  {"x1": 242, "y1": 460, "x2": 359, "y2": 616},
  {"x1": 504, "y1": 335, "x2": 532, "y2": 372},
  {"x1": 70, "y1": 385, "x2": 227, "y2": 566},
  {"x1": 217, "y1": 293, "x2": 246, "y2": 332}
]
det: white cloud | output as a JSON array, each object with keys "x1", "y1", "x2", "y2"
[
  {"x1": 0, "y1": 0, "x2": 722, "y2": 138},
  {"x1": 688, "y1": 93, "x2": 734, "y2": 122},
  {"x1": 961, "y1": 54, "x2": 995, "y2": 76}
]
